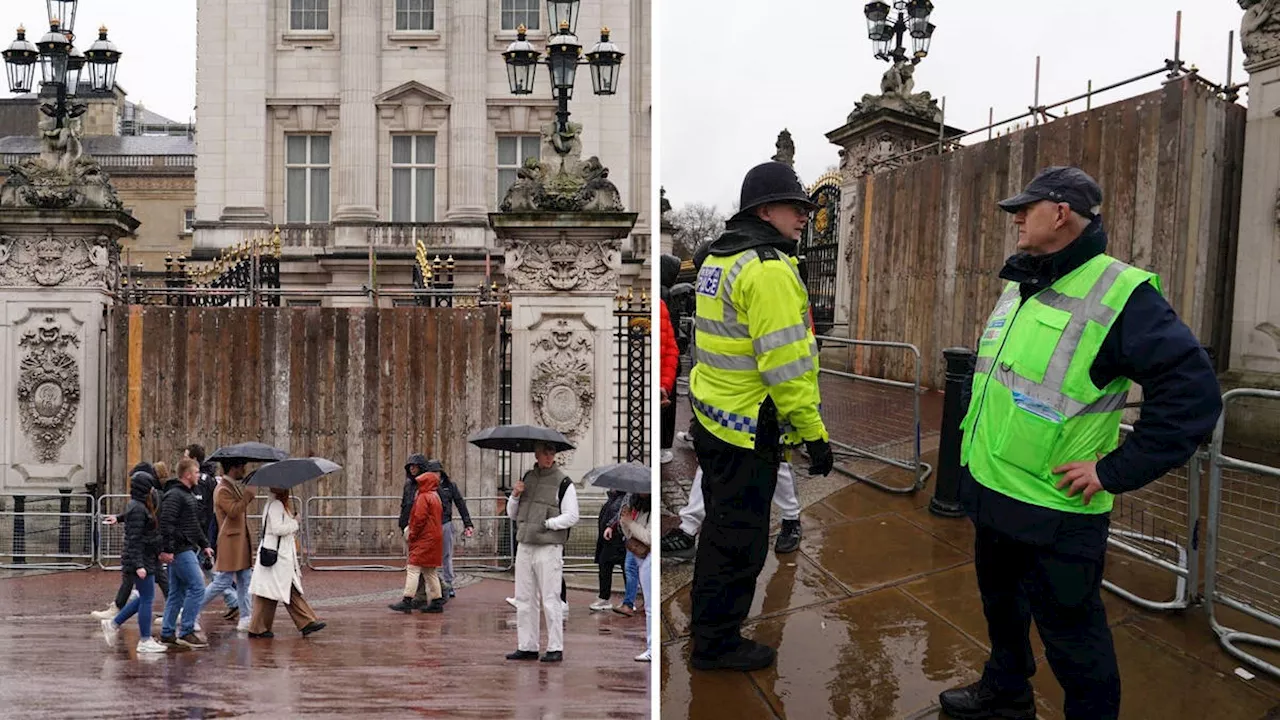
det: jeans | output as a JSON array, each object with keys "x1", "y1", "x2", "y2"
[
  {"x1": 441, "y1": 521, "x2": 455, "y2": 586},
  {"x1": 639, "y1": 553, "x2": 653, "y2": 653},
  {"x1": 203, "y1": 566, "x2": 239, "y2": 609},
  {"x1": 161, "y1": 550, "x2": 205, "y2": 638},
  {"x1": 113, "y1": 572, "x2": 156, "y2": 639},
  {"x1": 623, "y1": 551, "x2": 640, "y2": 607},
  {"x1": 201, "y1": 568, "x2": 252, "y2": 620}
]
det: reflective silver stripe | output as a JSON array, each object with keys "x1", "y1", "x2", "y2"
[
  {"x1": 761, "y1": 355, "x2": 814, "y2": 386},
  {"x1": 696, "y1": 316, "x2": 751, "y2": 339},
  {"x1": 720, "y1": 250, "x2": 759, "y2": 329},
  {"x1": 1035, "y1": 260, "x2": 1127, "y2": 392},
  {"x1": 975, "y1": 356, "x2": 994, "y2": 374},
  {"x1": 753, "y1": 323, "x2": 810, "y2": 354},
  {"x1": 994, "y1": 364, "x2": 1128, "y2": 417},
  {"x1": 695, "y1": 347, "x2": 758, "y2": 371}
]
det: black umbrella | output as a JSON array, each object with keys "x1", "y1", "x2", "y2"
[
  {"x1": 583, "y1": 461, "x2": 652, "y2": 494},
  {"x1": 467, "y1": 424, "x2": 575, "y2": 453},
  {"x1": 246, "y1": 457, "x2": 342, "y2": 489},
  {"x1": 208, "y1": 442, "x2": 290, "y2": 464}
]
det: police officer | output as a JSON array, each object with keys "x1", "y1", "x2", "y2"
[
  {"x1": 939, "y1": 167, "x2": 1222, "y2": 720},
  {"x1": 687, "y1": 161, "x2": 834, "y2": 672}
]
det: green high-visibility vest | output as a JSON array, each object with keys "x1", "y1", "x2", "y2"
[
  {"x1": 960, "y1": 253, "x2": 1159, "y2": 514},
  {"x1": 688, "y1": 246, "x2": 828, "y2": 450}
]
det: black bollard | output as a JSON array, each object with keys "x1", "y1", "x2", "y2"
[
  {"x1": 929, "y1": 347, "x2": 977, "y2": 518},
  {"x1": 12, "y1": 495, "x2": 25, "y2": 564}
]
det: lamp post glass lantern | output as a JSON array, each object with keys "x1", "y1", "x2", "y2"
[
  {"x1": 84, "y1": 25, "x2": 121, "y2": 93},
  {"x1": 46, "y1": 0, "x2": 78, "y2": 36},
  {"x1": 36, "y1": 20, "x2": 69, "y2": 86},
  {"x1": 862, "y1": 0, "x2": 935, "y2": 62},
  {"x1": 3, "y1": 26, "x2": 39, "y2": 94},
  {"x1": 65, "y1": 43, "x2": 83, "y2": 94},
  {"x1": 500, "y1": 0, "x2": 624, "y2": 148}
]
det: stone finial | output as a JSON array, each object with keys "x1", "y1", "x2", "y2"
[
  {"x1": 772, "y1": 129, "x2": 796, "y2": 167},
  {"x1": 499, "y1": 122, "x2": 625, "y2": 213},
  {"x1": 0, "y1": 113, "x2": 123, "y2": 211},
  {"x1": 1240, "y1": 0, "x2": 1280, "y2": 67},
  {"x1": 848, "y1": 57, "x2": 942, "y2": 123}
]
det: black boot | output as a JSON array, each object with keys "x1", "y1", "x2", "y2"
[
  {"x1": 774, "y1": 519, "x2": 801, "y2": 554},
  {"x1": 421, "y1": 598, "x2": 445, "y2": 613},
  {"x1": 690, "y1": 638, "x2": 776, "y2": 672},
  {"x1": 937, "y1": 680, "x2": 1035, "y2": 720},
  {"x1": 388, "y1": 597, "x2": 415, "y2": 613}
]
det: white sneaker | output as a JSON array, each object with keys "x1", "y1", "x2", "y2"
[
  {"x1": 136, "y1": 637, "x2": 167, "y2": 654},
  {"x1": 676, "y1": 431, "x2": 694, "y2": 444},
  {"x1": 660, "y1": 449, "x2": 674, "y2": 464},
  {"x1": 153, "y1": 616, "x2": 164, "y2": 627},
  {"x1": 236, "y1": 618, "x2": 251, "y2": 632},
  {"x1": 505, "y1": 597, "x2": 518, "y2": 609},
  {"x1": 589, "y1": 599, "x2": 612, "y2": 612},
  {"x1": 635, "y1": 649, "x2": 651, "y2": 662},
  {"x1": 90, "y1": 603, "x2": 119, "y2": 620},
  {"x1": 100, "y1": 618, "x2": 119, "y2": 647}
]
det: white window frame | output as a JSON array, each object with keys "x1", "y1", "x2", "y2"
[
  {"x1": 500, "y1": 0, "x2": 540, "y2": 31},
  {"x1": 395, "y1": 0, "x2": 435, "y2": 31},
  {"x1": 496, "y1": 134, "x2": 541, "y2": 205},
  {"x1": 182, "y1": 208, "x2": 195, "y2": 234},
  {"x1": 391, "y1": 134, "x2": 438, "y2": 223},
  {"x1": 289, "y1": 0, "x2": 329, "y2": 31},
  {"x1": 285, "y1": 134, "x2": 331, "y2": 225}
]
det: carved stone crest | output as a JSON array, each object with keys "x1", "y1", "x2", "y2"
[
  {"x1": 1240, "y1": 0, "x2": 1280, "y2": 67},
  {"x1": 16, "y1": 317, "x2": 82, "y2": 463},
  {"x1": 529, "y1": 320, "x2": 594, "y2": 442},
  {"x1": 0, "y1": 231, "x2": 118, "y2": 289},
  {"x1": 505, "y1": 238, "x2": 619, "y2": 292},
  {"x1": 838, "y1": 131, "x2": 924, "y2": 178}
]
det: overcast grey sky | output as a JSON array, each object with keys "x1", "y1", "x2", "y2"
[
  {"x1": 0, "y1": 0, "x2": 195, "y2": 123},
  {"x1": 660, "y1": 1, "x2": 1249, "y2": 212}
]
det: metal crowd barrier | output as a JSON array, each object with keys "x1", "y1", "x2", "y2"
[
  {"x1": 451, "y1": 496, "x2": 515, "y2": 572},
  {"x1": 813, "y1": 336, "x2": 933, "y2": 493},
  {"x1": 1102, "y1": 424, "x2": 1200, "y2": 611},
  {"x1": 0, "y1": 492, "x2": 96, "y2": 570},
  {"x1": 1205, "y1": 388, "x2": 1280, "y2": 680},
  {"x1": 304, "y1": 495, "x2": 403, "y2": 571}
]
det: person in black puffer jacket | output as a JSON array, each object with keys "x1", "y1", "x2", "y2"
[
  {"x1": 90, "y1": 462, "x2": 170, "y2": 622},
  {"x1": 158, "y1": 458, "x2": 213, "y2": 647},
  {"x1": 99, "y1": 470, "x2": 168, "y2": 653},
  {"x1": 433, "y1": 460, "x2": 474, "y2": 600}
]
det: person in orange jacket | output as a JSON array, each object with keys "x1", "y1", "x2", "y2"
[
  {"x1": 390, "y1": 470, "x2": 445, "y2": 614},
  {"x1": 660, "y1": 299, "x2": 679, "y2": 407}
]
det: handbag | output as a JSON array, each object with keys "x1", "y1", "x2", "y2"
[
  {"x1": 258, "y1": 505, "x2": 279, "y2": 567},
  {"x1": 624, "y1": 536, "x2": 649, "y2": 559}
]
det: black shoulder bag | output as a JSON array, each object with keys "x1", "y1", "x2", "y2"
[{"x1": 258, "y1": 504, "x2": 279, "y2": 567}]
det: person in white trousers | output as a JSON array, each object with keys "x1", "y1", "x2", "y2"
[
  {"x1": 661, "y1": 462, "x2": 802, "y2": 557},
  {"x1": 504, "y1": 443, "x2": 579, "y2": 663}
]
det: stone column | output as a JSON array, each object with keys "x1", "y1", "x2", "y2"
[
  {"x1": 332, "y1": 0, "x2": 379, "y2": 222},
  {"x1": 490, "y1": 213, "x2": 638, "y2": 489},
  {"x1": 1222, "y1": 6, "x2": 1280, "y2": 448},
  {"x1": 0, "y1": 209, "x2": 136, "y2": 494},
  {"x1": 445, "y1": 2, "x2": 490, "y2": 223},
  {"x1": 218, "y1": 0, "x2": 271, "y2": 224}
]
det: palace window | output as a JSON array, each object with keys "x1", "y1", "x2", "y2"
[
  {"x1": 501, "y1": 0, "x2": 540, "y2": 31},
  {"x1": 395, "y1": 0, "x2": 435, "y2": 31},
  {"x1": 392, "y1": 135, "x2": 437, "y2": 223},
  {"x1": 290, "y1": 0, "x2": 329, "y2": 31},
  {"x1": 286, "y1": 135, "x2": 330, "y2": 224}
]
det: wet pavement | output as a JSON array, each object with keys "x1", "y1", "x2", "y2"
[
  {"x1": 0, "y1": 570, "x2": 650, "y2": 718},
  {"x1": 660, "y1": 393, "x2": 1280, "y2": 720}
]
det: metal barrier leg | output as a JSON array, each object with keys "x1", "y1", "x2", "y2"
[
  {"x1": 58, "y1": 489, "x2": 71, "y2": 555},
  {"x1": 930, "y1": 347, "x2": 975, "y2": 517},
  {"x1": 12, "y1": 495, "x2": 25, "y2": 565}
]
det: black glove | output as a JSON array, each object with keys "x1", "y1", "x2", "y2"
[{"x1": 805, "y1": 439, "x2": 834, "y2": 477}]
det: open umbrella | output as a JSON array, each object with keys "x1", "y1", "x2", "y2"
[
  {"x1": 246, "y1": 457, "x2": 342, "y2": 489},
  {"x1": 467, "y1": 424, "x2": 575, "y2": 453},
  {"x1": 583, "y1": 461, "x2": 652, "y2": 494},
  {"x1": 208, "y1": 441, "x2": 289, "y2": 464}
]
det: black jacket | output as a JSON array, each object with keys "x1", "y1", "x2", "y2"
[
  {"x1": 707, "y1": 214, "x2": 798, "y2": 258},
  {"x1": 121, "y1": 471, "x2": 161, "y2": 575},
  {"x1": 159, "y1": 478, "x2": 211, "y2": 556},
  {"x1": 438, "y1": 472, "x2": 473, "y2": 527},
  {"x1": 594, "y1": 491, "x2": 627, "y2": 565},
  {"x1": 398, "y1": 453, "x2": 431, "y2": 531},
  {"x1": 194, "y1": 461, "x2": 219, "y2": 549},
  {"x1": 963, "y1": 218, "x2": 1222, "y2": 558}
]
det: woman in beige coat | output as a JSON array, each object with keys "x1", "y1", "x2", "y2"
[
  {"x1": 246, "y1": 487, "x2": 325, "y2": 638},
  {"x1": 617, "y1": 493, "x2": 651, "y2": 662}
]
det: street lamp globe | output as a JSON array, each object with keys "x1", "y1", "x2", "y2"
[
  {"x1": 3, "y1": 26, "x2": 39, "y2": 94},
  {"x1": 863, "y1": 1, "x2": 891, "y2": 40},
  {"x1": 585, "y1": 27, "x2": 624, "y2": 96},
  {"x1": 36, "y1": 20, "x2": 70, "y2": 86},
  {"x1": 502, "y1": 24, "x2": 540, "y2": 95},
  {"x1": 85, "y1": 25, "x2": 121, "y2": 93},
  {"x1": 546, "y1": 20, "x2": 581, "y2": 97},
  {"x1": 547, "y1": 0, "x2": 581, "y2": 37},
  {"x1": 45, "y1": 0, "x2": 79, "y2": 36},
  {"x1": 65, "y1": 42, "x2": 84, "y2": 95}
]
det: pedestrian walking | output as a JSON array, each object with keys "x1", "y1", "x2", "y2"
[
  {"x1": 91, "y1": 461, "x2": 169, "y2": 620},
  {"x1": 505, "y1": 442, "x2": 578, "y2": 663},
  {"x1": 434, "y1": 460, "x2": 475, "y2": 600},
  {"x1": 397, "y1": 453, "x2": 434, "y2": 608},
  {"x1": 590, "y1": 490, "x2": 628, "y2": 612},
  {"x1": 390, "y1": 467, "x2": 446, "y2": 614},
  {"x1": 685, "y1": 160, "x2": 833, "y2": 672},
  {"x1": 199, "y1": 459, "x2": 256, "y2": 631},
  {"x1": 938, "y1": 166, "x2": 1222, "y2": 720},
  {"x1": 99, "y1": 468, "x2": 167, "y2": 654},
  {"x1": 246, "y1": 487, "x2": 326, "y2": 639},
  {"x1": 158, "y1": 458, "x2": 214, "y2": 649},
  {"x1": 609, "y1": 493, "x2": 651, "y2": 662}
]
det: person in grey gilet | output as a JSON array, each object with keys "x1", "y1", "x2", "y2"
[{"x1": 504, "y1": 442, "x2": 579, "y2": 663}]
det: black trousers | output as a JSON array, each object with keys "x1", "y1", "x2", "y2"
[
  {"x1": 975, "y1": 523, "x2": 1120, "y2": 720},
  {"x1": 598, "y1": 559, "x2": 620, "y2": 599},
  {"x1": 115, "y1": 564, "x2": 168, "y2": 607},
  {"x1": 659, "y1": 394, "x2": 678, "y2": 449},
  {"x1": 689, "y1": 422, "x2": 780, "y2": 656}
]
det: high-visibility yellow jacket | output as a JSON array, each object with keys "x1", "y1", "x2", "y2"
[{"x1": 689, "y1": 243, "x2": 828, "y2": 450}]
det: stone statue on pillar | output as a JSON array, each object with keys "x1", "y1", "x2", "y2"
[
  {"x1": 498, "y1": 122, "x2": 625, "y2": 213},
  {"x1": 0, "y1": 114, "x2": 123, "y2": 211},
  {"x1": 849, "y1": 57, "x2": 942, "y2": 123},
  {"x1": 1240, "y1": 0, "x2": 1280, "y2": 66},
  {"x1": 772, "y1": 129, "x2": 796, "y2": 167}
]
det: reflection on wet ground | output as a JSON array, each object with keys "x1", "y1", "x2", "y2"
[
  {"x1": 0, "y1": 572, "x2": 650, "y2": 719},
  {"x1": 660, "y1": 426, "x2": 1280, "y2": 719}
]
